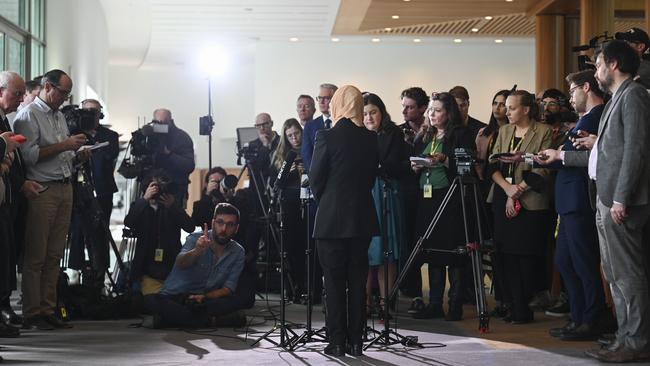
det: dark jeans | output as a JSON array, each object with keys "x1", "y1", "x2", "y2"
[
  {"x1": 144, "y1": 272, "x2": 256, "y2": 328},
  {"x1": 317, "y1": 237, "x2": 370, "y2": 346}
]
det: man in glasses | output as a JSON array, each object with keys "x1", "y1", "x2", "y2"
[
  {"x1": 144, "y1": 202, "x2": 246, "y2": 328},
  {"x1": 301, "y1": 83, "x2": 337, "y2": 172},
  {"x1": 14, "y1": 69, "x2": 89, "y2": 330}
]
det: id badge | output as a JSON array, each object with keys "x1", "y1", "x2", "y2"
[
  {"x1": 154, "y1": 249, "x2": 164, "y2": 262},
  {"x1": 505, "y1": 177, "x2": 513, "y2": 184},
  {"x1": 423, "y1": 184, "x2": 433, "y2": 198}
]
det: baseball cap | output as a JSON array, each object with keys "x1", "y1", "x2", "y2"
[{"x1": 615, "y1": 27, "x2": 650, "y2": 52}]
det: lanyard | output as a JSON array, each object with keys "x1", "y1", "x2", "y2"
[
  {"x1": 425, "y1": 137, "x2": 442, "y2": 183},
  {"x1": 507, "y1": 132, "x2": 524, "y2": 179}
]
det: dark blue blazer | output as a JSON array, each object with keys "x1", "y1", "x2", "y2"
[
  {"x1": 91, "y1": 125, "x2": 120, "y2": 196},
  {"x1": 554, "y1": 104, "x2": 603, "y2": 214},
  {"x1": 301, "y1": 115, "x2": 326, "y2": 173}
]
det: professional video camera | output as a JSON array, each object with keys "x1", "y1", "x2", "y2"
[
  {"x1": 572, "y1": 32, "x2": 614, "y2": 71},
  {"x1": 61, "y1": 105, "x2": 98, "y2": 135},
  {"x1": 119, "y1": 122, "x2": 170, "y2": 180},
  {"x1": 454, "y1": 148, "x2": 480, "y2": 176}
]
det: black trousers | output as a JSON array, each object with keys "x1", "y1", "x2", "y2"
[
  {"x1": 317, "y1": 237, "x2": 370, "y2": 346},
  {"x1": 502, "y1": 253, "x2": 538, "y2": 322}
]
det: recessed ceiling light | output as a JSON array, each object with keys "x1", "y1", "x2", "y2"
[
  {"x1": 392, "y1": 15, "x2": 400, "y2": 19},
  {"x1": 495, "y1": 39, "x2": 503, "y2": 43},
  {"x1": 413, "y1": 38, "x2": 421, "y2": 43},
  {"x1": 404, "y1": 0, "x2": 411, "y2": 2},
  {"x1": 471, "y1": 28, "x2": 479, "y2": 32},
  {"x1": 384, "y1": 27, "x2": 392, "y2": 31},
  {"x1": 372, "y1": 38, "x2": 381, "y2": 43},
  {"x1": 289, "y1": 37, "x2": 299, "y2": 42},
  {"x1": 485, "y1": 16, "x2": 493, "y2": 20},
  {"x1": 454, "y1": 39, "x2": 463, "y2": 43},
  {"x1": 331, "y1": 37, "x2": 340, "y2": 42},
  {"x1": 506, "y1": 0, "x2": 513, "y2": 2}
]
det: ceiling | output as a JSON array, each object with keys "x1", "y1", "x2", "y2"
[{"x1": 99, "y1": 0, "x2": 646, "y2": 67}]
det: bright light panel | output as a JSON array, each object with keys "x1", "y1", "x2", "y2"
[{"x1": 198, "y1": 46, "x2": 230, "y2": 77}]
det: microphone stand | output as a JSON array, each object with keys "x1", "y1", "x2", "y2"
[
  {"x1": 364, "y1": 178, "x2": 413, "y2": 349},
  {"x1": 289, "y1": 187, "x2": 328, "y2": 350}
]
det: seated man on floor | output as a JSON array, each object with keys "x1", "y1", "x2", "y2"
[{"x1": 144, "y1": 202, "x2": 246, "y2": 328}]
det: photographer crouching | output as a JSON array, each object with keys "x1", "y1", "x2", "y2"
[
  {"x1": 124, "y1": 171, "x2": 195, "y2": 295},
  {"x1": 143, "y1": 203, "x2": 245, "y2": 328}
]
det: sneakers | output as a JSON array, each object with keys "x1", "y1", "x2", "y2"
[
  {"x1": 528, "y1": 290, "x2": 554, "y2": 311},
  {"x1": 545, "y1": 293, "x2": 570, "y2": 317},
  {"x1": 407, "y1": 297, "x2": 426, "y2": 314}
]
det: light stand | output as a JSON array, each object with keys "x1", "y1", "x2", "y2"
[{"x1": 199, "y1": 78, "x2": 215, "y2": 170}]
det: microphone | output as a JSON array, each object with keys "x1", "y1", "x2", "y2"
[{"x1": 273, "y1": 150, "x2": 297, "y2": 194}]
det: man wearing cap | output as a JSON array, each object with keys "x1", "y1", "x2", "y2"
[{"x1": 616, "y1": 27, "x2": 650, "y2": 89}]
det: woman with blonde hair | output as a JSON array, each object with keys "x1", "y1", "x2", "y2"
[{"x1": 309, "y1": 85, "x2": 379, "y2": 357}]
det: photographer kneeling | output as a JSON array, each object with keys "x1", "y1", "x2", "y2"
[
  {"x1": 124, "y1": 171, "x2": 195, "y2": 295},
  {"x1": 144, "y1": 203, "x2": 245, "y2": 328}
]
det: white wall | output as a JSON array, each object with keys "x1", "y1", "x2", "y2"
[
  {"x1": 46, "y1": 0, "x2": 109, "y2": 104},
  {"x1": 107, "y1": 38, "x2": 535, "y2": 169}
]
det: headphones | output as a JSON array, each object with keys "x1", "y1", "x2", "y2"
[{"x1": 80, "y1": 99, "x2": 105, "y2": 120}]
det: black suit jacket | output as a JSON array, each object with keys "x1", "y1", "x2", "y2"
[
  {"x1": 309, "y1": 118, "x2": 380, "y2": 239},
  {"x1": 91, "y1": 125, "x2": 119, "y2": 196}
]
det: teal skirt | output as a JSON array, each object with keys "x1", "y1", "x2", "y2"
[{"x1": 368, "y1": 177, "x2": 405, "y2": 266}]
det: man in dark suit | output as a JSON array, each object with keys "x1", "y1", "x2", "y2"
[
  {"x1": 0, "y1": 71, "x2": 42, "y2": 332},
  {"x1": 539, "y1": 41, "x2": 650, "y2": 362},
  {"x1": 449, "y1": 85, "x2": 485, "y2": 141},
  {"x1": 301, "y1": 83, "x2": 337, "y2": 172},
  {"x1": 542, "y1": 70, "x2": 606, "y2": 341},
  {"x1": 81, "y1": 99, "x2": 119, "y2": 229},
  {"x1": 309, "y1": 85, "x2": 379, "y2": 357}
]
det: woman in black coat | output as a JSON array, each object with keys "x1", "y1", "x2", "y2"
[
  {"x1": 309, "y1": 85, "x2": 379, "y2": 357},
  {"x1": 410, "y1": 92, "x2": 476, "y2": 321}
]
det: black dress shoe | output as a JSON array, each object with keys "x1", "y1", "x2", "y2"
[
  {"x1": 23, "y1": 316, "x2": 54, "y2": 331},
  {"x1": 324, "y1": 344, "x2": 345, "y2": 357},
  {"x1": 0, "y1": 322, "x2": 19, "y2": 338},
  {"x1": 43, "y1": 314, "x2": 72, "y2": 329},
  {"x1": 549, "y1": 321, "x2": 577, "y2": 338},
  {"x1": 559, "y1": 323, "x2": 599, "y2": 341},
  {"x1": 346, "y1": 343, "x2": 363, "y2": 356}
]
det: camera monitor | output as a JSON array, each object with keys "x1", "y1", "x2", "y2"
[{"x1": 236, "y1": 127, "x2": 259, "y2": 150}]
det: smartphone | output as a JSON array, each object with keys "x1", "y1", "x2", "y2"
[
  {"x1": 37, "y1": 185, "x2": 49, "y2": 194},
  {"x1": 565, "y1": 130, "x2": 579, "y2": 139}
]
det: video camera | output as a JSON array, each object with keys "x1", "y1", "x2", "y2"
[
  {"x1": 61, "y1": 105, "x2": 98, "y2": 135},
  {"x1": 454, "y1": 148, "x2": 480, "y2": 176},
  {"x1": 235, "y1": 127, "x2": 262, "y2": 165},
  {"x1": 572, "y1": 32, "x2": 614, "y2": 71},
  {"x1": 130, "y1": 121, "x2": 169, "y2": 158}
]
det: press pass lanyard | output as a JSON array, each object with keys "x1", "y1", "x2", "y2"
[
  {"x1": 507, "y1": 133, "x2": 524, "y2": 181},
  {"x1": 423, "y1": 138, "x2": 441, "y2": 198}
]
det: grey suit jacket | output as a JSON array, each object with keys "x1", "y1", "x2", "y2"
[{"x1": 565, "y1": 78, "x2": 650, "y2": 208}]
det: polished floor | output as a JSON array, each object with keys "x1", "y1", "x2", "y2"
[{"x1": 1, "y1": 294, "x2": 643, "y2": 366}]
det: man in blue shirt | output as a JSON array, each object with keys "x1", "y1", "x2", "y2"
[{"x1": 145, "y1": 202, "x2": 245, "y2": 328}]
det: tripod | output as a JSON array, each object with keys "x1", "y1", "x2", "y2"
[
  {"x1": 289, "y1": 193, "x2": 328, "y2": 350},
  {"x1": 251, "y1": 189, "x2": 298, "y2": 349},
  {"x1": 364, "y1": 178, "x2": 415, "y2": 349},
  {"x1": 389, "y1": 173, "x2": 490, "y2": 334}
]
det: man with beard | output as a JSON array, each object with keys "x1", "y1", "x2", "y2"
[
  {"x1": 538, "y1": 40, "x2": 650, "y2": 362},
  {"x1": 144, "y1": 203, "x2": 245, "y2": 328}
]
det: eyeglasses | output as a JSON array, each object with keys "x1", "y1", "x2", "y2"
[
  {"x1": 568, "y1": 84, "x2": 585, "y2": 95},
  {"x1": 52, "y1": 84, "x2": 72, "y2": 97},
  {"x1": 316, "y1": 96, "x2": 332, "y2": 102},
  {"x1": 214, "y1": 219, "x2": 237, "y2": 229},
  {"x1": 540, "y1": 101, "x2": 559, "y2": 107},
  {"x1": 254, "y1": 121, "x2": 272, "y2": 129}
]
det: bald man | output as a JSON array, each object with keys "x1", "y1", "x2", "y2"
[{"x1": 149, "y1": 108, "x2": 195, "y2": 206}]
